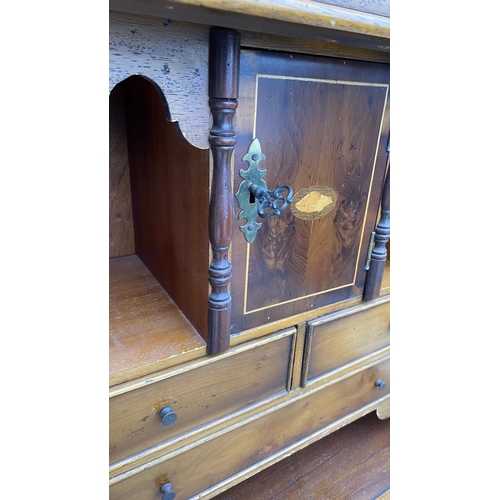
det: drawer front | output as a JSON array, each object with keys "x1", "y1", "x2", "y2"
[
  {"x1": 110, "y1": 358, "x2": 389, "y2": 500},
  {"x1": 110, "y1": 329, "x2": 295, "y2": 464},
  {"x1": 306, "y1": 299, "x2": 389, "y2": 382}
]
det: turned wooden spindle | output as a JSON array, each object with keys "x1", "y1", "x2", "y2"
[
  {"x1": 363, "y1": 164, "x2": 390, "y2": 301},
  {"x1": 207, "y1": 28, "x2": 241, "y2": 354}
]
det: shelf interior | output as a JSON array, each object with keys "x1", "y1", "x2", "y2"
[{"x1": 109, "y1": 255, "x2": 206, "y2": 387}]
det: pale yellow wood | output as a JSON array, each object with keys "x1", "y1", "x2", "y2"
[
  {"x1": 231, "y1": 294, "x2": 371, "y2": 347},
  {"x1": 109, "y1": 255, "x2": 207, "y2": 387},
  {"x1": 377, "y1": 490, "x2": 390, "y2": 500},
  {"x1": 240, "y1": 29, "x2": 390, "y2": 63},
  {"x1": 110, "y1": 329, "x2": 295, "y2": 466},
  {"x1": 110, "y1": 0, "x2": 390, "y2": 55},
  {"x1": 110, "y1": 328, "x2": 296, "y2": 397},
  {"x1": 112, "y1": 0, "x2": 390, "y2": 38},
  {"x1": 376, "y1": 396, "x2": 390, "y2": 420},
  {"x1": 108, "y1": 7, "x2": 391, "y2": 498},
  {"x1": 109, "y1": 358, "x2": 389, "y2": 499},
  {"x1": 200, "y1": 400, "x2": 390, "y2": 499},
  {"x1": 110, "y1": 352, "x2": 388, "y2": 477}
]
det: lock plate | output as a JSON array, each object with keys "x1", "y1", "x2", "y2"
[
  {"x1": 236, "y1": 138, "x2": 293, "y2": 243},
  {"x1": 235, "y1": 138, "x2": 266, "y2": 243}
]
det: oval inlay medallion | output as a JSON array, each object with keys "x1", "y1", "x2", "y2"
[{"x1": 291, "y1": 185, "x2": 338, "y2": 220}]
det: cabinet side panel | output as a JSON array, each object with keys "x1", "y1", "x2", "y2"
[
  {"x1": 109, "y1": 83, "x2": 135, "y2": 258},
  {"x1": 124, "y1": 76, "x2": 210, "y2": 339}
]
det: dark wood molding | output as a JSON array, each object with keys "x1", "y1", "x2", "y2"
[
  {"x1": 207, "y1": 28, "x2": 241, "y2": 354},
  {"x1": 364, "y1": 163, "x2": 390, "y2": 301}
]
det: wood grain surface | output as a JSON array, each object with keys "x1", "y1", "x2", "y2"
[
  {"x1": 110, "y1": 329, "x2": 294, "y2": 465},
  {"x1": 109, "y1": 255, "x2": 206, "y2": 386},
  {"x1": 231, "y1": 49, "x2": 390, "y2": 334},
  {"x1": 109, "y1": 0, "x2": 390, "y2": 53},
  {"x1": 240, "y1": 30, "x2": 390, "y2": 64},
  {"x1": 305, "y1": 297, "x2": 390, "y2": 382},
  {"x1": 212, "y1": 411, "x2": 389, "y2": 500},
  {"x1": 123, "y1": 75, "x2": 210, "y2": 341},
  {"x1": 207, "y1": 28, "x2": 241, "y2": 353},
  {"x1": 314, "y1": 0, "x2": 389, "y2": 17}
]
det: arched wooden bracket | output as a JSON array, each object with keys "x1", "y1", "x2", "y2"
[{"x1": 236, "y1": 138, "x2": 294, "y2": 243}]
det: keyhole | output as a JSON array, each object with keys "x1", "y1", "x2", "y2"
[{"x1": 249, "y1": 191, "x2": 255, "y2": 204}]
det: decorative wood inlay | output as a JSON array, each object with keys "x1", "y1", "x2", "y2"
[
  {"x1": 364, "y1": 161, "x2": 390, "y2": 301},
  {"x1": 207, "y1": 28, "x2": 241, "y2": 354},
  {"x1": 291, "y1": 185, "x2": 338, "y2": 221}
]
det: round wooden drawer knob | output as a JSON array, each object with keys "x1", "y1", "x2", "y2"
[
  {"x1": 160, "y1": 482, "x2": 176, "y2": 500},
  {"x1": 375, "y1": 378, "x2": 387, "y2": 391},
  {"x1": 159, "y1": 406, "x2": 177, "y2": 426}
]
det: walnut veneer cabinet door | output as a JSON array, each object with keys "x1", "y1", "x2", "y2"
[{"x1": 231, "y1": 50, "x2": 390, "y2": 333}]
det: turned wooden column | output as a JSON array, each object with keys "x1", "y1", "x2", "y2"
[
  {"x1": 207, "y1": 28, "x2": 240, "y2": 354},
  {"x1": 364, "y1": 163, "x2": 390, "y2": 301}
]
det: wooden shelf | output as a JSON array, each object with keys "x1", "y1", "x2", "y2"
[{"x1": 109, "y1": 255, "x2": 206, "y2": 387}]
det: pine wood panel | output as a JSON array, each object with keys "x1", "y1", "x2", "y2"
[
  {"x1": 231, "y1": 49, "x2": 390, "y2": 334},
  {"x1": 109, "y1": 358, "x2": 389, "y2": 500},
  {"x1": 110, "y1": 328, "x2": 295, "y2": 465},
  {"x1": 305, "y1": 297, "x2": 390, "y2": 382},
  {"x1": 213, "y1": 411, "x2": 390, "y2": 500},
  {"x1": 109, "y1": 255, "x2": 206, "y2": 387},
  {"x1": 109, "y1": 0, "x2": 390, "y2": 54}
]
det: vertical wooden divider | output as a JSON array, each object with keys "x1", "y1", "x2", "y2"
[
  {"x1": 207, "y1": 28, "x2": 241, "y2": 354},
  {"x1": 363, "y1": 163, "x2": 390, "y2": 301}
]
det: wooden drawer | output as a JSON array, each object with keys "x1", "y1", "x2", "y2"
[
  {"x1": 109, "y1": 328, "x2": 295, "y2": 465},
  {"x1": 109, "y1": 358, "x2": 389, "y2": 500},
  {"x1": 305, "y1": 298, "x2": 390, "y2": 382}
]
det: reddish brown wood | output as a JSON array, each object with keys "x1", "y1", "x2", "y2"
[
  {"x1": 109, "y1": 255, "x2": 206, "y2": 387},
  {"x1": 209, "y1": 28, "x2": 241, "y2": 98},
  {"x1": 364, "y1": 164, "x2": 390, "y2": 301},
  {"x1": 207, "y1": 28, "x2": 241, "y2": 354},
  {"x1": 122, "y1": 76, "x2": 210, "y2": 340},
  {"x1": 231, "y1": 50, "x2": 390, "y2": 334}
]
